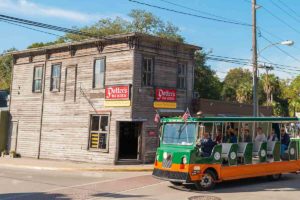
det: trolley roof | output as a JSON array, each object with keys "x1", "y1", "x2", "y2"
[{"x1": 161, "y1": 117, "x2": 300, "y2": 123}]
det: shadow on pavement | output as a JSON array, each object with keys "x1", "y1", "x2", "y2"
[
  {"x1": 0, "y1": 193, "x2": 70, "y2": 200},
  {"x1": 169, "y1": 174, "x2": 300, "y2": 193},
  {"x1": 93, "y1": 192, "x2": 148, "y2": 198}
]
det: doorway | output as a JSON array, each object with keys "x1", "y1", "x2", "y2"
[{"x1": 118, "y1": 122, "x2": 142, "y2": 160}]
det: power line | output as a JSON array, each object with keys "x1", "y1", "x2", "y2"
[
  {"x1": 158, "y1": 0, "x2": 248, "y2": 24},
  {"x1": 2, "y1": 13, "x2": 300, "y2": 76},
  {"x1": 0, "y1": 18, "x2": 62, "y2": 38},
  {"x1": 128, "y1": 0, "x2": 252, "y2": 27},
  {"x1": 260, "y1": 35, "x2": 300, "y2": 63},
  {"x1": 270, "y1": 0, "x2": 300, "y2": 24},
  {"x1": 277, "y1": 0, "x2": 300, "y2": 20}
]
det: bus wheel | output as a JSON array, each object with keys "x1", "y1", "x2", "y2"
[
  {"x1": 267, "y1": 174, "x2": 282, "y2": 181},
  {"x1": 170, "y1": 181, "x2": 182, "y2": 186},
  {"x1": 195, "y1": 170, "x2": 216, "y2": 191}
]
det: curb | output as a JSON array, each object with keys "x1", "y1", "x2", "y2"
[{"x1": 0, "y1": 164, "x2": 154, "y2": 172}]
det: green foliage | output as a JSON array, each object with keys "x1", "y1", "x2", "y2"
[
  {"x1": 194, "y1": 51, "x2": 222, "y2": 100},
  {"x1": 222, "y1": 68, "x2": 252, "y2": 102},
  {"x1": 28, "y1": 9, "x2": 184, "y2": 48},
  {"x1": 0, "y1": 48, "x2": 16, "y2": 90}
]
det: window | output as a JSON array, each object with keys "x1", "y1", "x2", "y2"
[
  {"x1": 93, "y1": 58, "x2": 105, "y2": 89},
  {"x1": 177, "y1": 63, "x2": 186, "y2": 89},
  {"x1": 142, "y1": 57, "x2": 154, "y2": 86},
  {"x1": 51, "y1": 64, "x2": 61, "y2": 91},
  {"x1": 33, "y1": 66, "x2": 43, "y2": 92},
  {"x1": 89, "y1": 115, "x2": 110, "y2": 151}
]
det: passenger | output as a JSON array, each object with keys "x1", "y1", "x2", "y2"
[
  {"x1": 255, "y1": 127, "x2": 267, "y2": 142},
  {"x1": 243, "y1": 128, "x2": 252, "y2": 142},
  {"x1": 215, "y1": 129, "x2": 222, "y2": 144},
  {"x1": 229, "y1": 128, "x2": 238, "y2": 143},
  {"x1": 280, "y1": 128, "x2": 290, "y2": 155},
  {"x1": 199, "y1": 132, "x2": 216, "y2": 157},
  {"x1": 267, "y1": 128, "x2": 278, "y2": 142},
  {"x1": 223, "y1": 128, "x2": 231, "y2": 143}
]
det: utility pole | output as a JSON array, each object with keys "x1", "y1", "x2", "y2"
[{"x1": 252, "y1": 0, "x2": 258, "y2": 117}]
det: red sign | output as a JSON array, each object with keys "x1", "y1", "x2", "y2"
[
  {"x1": 105, "y1": 85, "x2": 130, "y2": 100},
  {"x1": 155, "y1": 88, "x2": 176, "y2": 101}
]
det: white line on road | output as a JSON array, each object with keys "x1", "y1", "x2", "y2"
[
  {"x1": 1, "y1": 174, "x2": 153, "y2": 200},
  {"x1": 86, "y1": 181, "x2": 166, "y2": 200}
]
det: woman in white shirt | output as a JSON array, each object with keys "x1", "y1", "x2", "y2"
[{"x1": 255, "y1": 127, "x2": 267, "y2": 142}]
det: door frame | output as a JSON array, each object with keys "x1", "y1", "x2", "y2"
[{"x1": 116, "y1": 120, "x2": 144, "y2": 161}]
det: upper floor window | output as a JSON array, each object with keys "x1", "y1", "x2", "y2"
[
  {"x1": 51, "y1": 64, "x2": 61, "y2": 92},
  {"x1": 142, "y1": 57, "x2": 154, "y2": 86},
  {"x1": 33, "y1": 66, "x2": 43, "y2": 93},
  {"x1": 177, "y1": 63, "x2": 187, "y2": 89},
  {"x1": 93, "y1": 58, "x2": 106, "y2": 89}
]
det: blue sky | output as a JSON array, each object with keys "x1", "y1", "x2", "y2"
[{"x1": 1, "y1": 0, "x2": 300, "y2": 79}]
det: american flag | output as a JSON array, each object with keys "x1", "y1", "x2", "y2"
[
  {"x1": 182, "y1": 108, "x2": 191, "y2": 121},
  {"x1": 154, "y1": 112, "x2": 160, "y2": 123}
]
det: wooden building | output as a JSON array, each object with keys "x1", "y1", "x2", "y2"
[{"x1": 8, "y1": 33, "x2": 200, "y2": 164}]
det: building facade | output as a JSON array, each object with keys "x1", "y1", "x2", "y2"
[{"x1": 8, "y1": 33, "x2": 200, "y2": 164}]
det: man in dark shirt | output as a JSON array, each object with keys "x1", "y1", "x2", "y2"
[
  {"x1": 280, "y1": 128, "x2": 290, "y2": 155},
  {"x1": 199, "y1": 132, "x2": 216, "y2": 157}
]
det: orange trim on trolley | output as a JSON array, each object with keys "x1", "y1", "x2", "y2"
[{"x1": 154, "y1": 160, "x2": 300, "y2": 182}]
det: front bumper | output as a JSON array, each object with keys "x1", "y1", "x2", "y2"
[{"x1": 152, "y1": 168, "x2": 191, "y2": 183}]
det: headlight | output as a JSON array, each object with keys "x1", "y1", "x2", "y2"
[
  {"x1": 156, "y1": 154, "x2": 159, "y2": 161},
  {"x1": 182, "y1": 156, "x2": 187, "y2": 164},
  {"x1": 163, "y1": 152, "x2": 168, "y2": 159}
]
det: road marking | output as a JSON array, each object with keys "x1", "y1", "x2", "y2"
[
  {"x1": 86, "y1": 181, "x2": 166, "y2": 200},
  {"x1": 1, "y1": 174, "x2": 153, "y2": 200}
]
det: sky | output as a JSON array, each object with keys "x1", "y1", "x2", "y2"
[{"x1": 1, "y1": 0, "x2": 300, "y2": 80}]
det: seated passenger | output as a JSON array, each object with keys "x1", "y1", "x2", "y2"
[
  {"x1": 267, "y1": 128, "x2": 278, "y2": 142},
  {"x1": 199, "y1": 132, "x2": 216, "y2": 157},
  {"x1": 215, "y1": 129, "x2": 222, "y2": 144},
  {"x1": 280, "y1": 128, "x2": 290, "y2": 155},
  {"x1": 229, "y1": 128, "x2": 237, "y2": 143},
  {"x1": 243, "y1": 128, "x2": 252, "y2": 142},
  {"x1": 222, "y1": 129, "x2": 231, "y2": 143},
  {"x1": 255, "y1": 127, "x2": 267, "y2": 142}
]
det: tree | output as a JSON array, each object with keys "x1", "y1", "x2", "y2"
[
  {"x1": 28, "y1": 9, "x2": 184, "y2": 48},
  {"x1": 0, "y1": 48, "x2": 16, "y2": 90},
  {"x1": 194, "y1": 51, "x2": 222, "y2": 100},
  {"x1": 236, "y1": 82, "x2": 252, "y2": 104},
  {"x1": 260, "y1": 73, "x2": 278, "y2": 106},
  {"x1": 222, "y1": 68, "x2": 252, "y2": 102}
]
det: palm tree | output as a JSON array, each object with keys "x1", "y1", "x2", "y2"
[{"x1": 236, "y1": 82, "x2": 252, "y2": 104}]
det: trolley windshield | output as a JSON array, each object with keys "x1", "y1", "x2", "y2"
[{"x1": 162, "y1": 123, "x2": 196, "y2": 145}]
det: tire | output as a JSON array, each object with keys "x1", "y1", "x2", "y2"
[
  {"x1": 194, "y1": 170, "x2": 217, "y2": 191},
  {"x1": 170, "y1": 181, "x2": 183, "y2": 186},
  {"x1": 267, "y1": 174, "x2": 282, "y2": 181}
]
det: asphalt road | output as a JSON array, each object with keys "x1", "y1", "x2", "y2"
[{"x1": 0, "y1": 166, "x2": 300, "y2": 200}]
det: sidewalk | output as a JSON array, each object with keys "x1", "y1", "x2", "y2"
[{"x1": 0, "y1": 157, "x2": 154, "y2": 172}]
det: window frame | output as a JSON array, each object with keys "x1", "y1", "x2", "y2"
[
  {"x1": 88, "y1": 114, "x2": 110, "y2": 152},
  {"x1": 50, "y1": 63, "x2": 62, "y2": 92},
  {"x1": 32, "y1": 65, "x2": 44, "y2": 93},
  {"x1": 141, "y1": 56, "x2": 154, "y2": 87},
  {"x1": 177, "y1": 62, "x2": 187, "y2": 89},
  {"x1": 93, "y1": 57, "x2": 106, "y2": 89}
]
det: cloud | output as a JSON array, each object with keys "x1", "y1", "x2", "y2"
[{"x1": 0, "y1": 0, "x2": 103, "y2": 22}]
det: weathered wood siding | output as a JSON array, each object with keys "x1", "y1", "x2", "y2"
[
  {"x1": 10, "y1": 43, "x2": 134, "y2": 164},
  {"x1": 9, "y1": 33, "x2": 198, "y2": 164},
  {"x1": 132, "y1": 40, "x2": 195, "y2": 162}
]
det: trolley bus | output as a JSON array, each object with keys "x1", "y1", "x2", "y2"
[{"x1": 152, "y1": 117, "x2": 300, "y2": 190}]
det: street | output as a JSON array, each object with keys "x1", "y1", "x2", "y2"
[{"x1": 0, "y1": 166, "x2": 300, "y2": 200}]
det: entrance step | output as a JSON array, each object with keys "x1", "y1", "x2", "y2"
[{"x1": 116, "y1": 159, "x2": 143, "y2": 165}]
